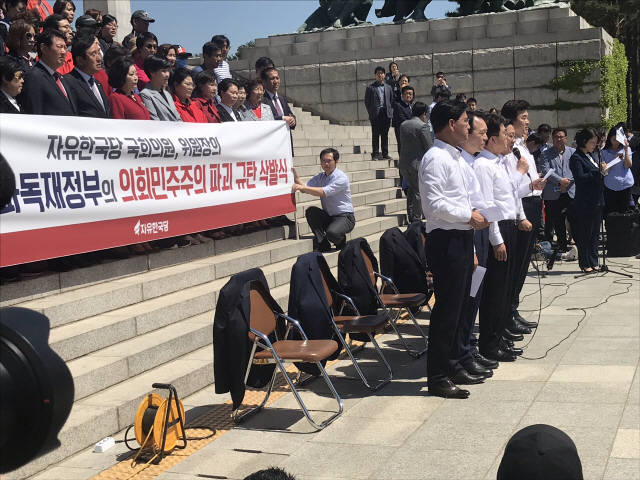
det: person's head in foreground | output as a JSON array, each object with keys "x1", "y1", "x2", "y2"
[
  {"x1": 497, "y1": 424, "x2": 583, "y2": 480},
  {"x1": 244, "y1": 467, "x2": 296, "y2": 480}
]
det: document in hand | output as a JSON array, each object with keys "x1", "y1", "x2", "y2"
[
  {"x1": 543, "y1": 168, "x2": 555, "y2": 180},
  {"x1": 604, "y1": 157, "x2": 622, "y2": 171},
  {"x1": 470, "y1": 266, "x2": 487, "y2": 298},
  {"x1": 616, "y1": 127, "x2": 626, "y2": 146}
]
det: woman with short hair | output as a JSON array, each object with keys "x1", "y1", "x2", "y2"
[
  {"x1": 4, "y1": 19, "x2": 35, "y2": 71},
  {"x1": 193, "y1": 70, "x2": 220, "y2": 123},
  {"x1": 52, "y1": 0, "x2": 75, "y2": 23},
  {"x1": 171, "y1": 68, "x2": 207, "y2": 123},
  {"x1": 241, "y1": 78, "x2": 274, "y2": 122},
  {"x1": 98, "y1": 14, "x2": 118, "y2": 56},
  {"x1": 139, "y1": 54, "x2": 182, "y2": 122},
  {"x1": 108, "y1": 57, "x2": 150, "y2": 120},
  {"x1": 569, "y1": 128, "x2": 608, "y2": 273},
  {"x1": 0, "y1": 56, "x2": 25, "y2": 113}
]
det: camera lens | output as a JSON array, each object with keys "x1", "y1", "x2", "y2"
[{"x1": 0, "y1": 307, "x2": 74, "y2": 473}]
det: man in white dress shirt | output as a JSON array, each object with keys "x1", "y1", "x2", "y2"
[
  {"x1": 419, "y1": 99, "x2": 490, "y2": 399},
  {"x1": 455, "y1": 111, "x2": 500, "y2": 376},
  {"x1": 501, "y1": 101, "x2": 546, "y2": 333},
  {"x1": 474, "y1": 114, "x2": 530, "y2": 362}
]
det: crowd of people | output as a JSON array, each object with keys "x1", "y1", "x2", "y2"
[{"x1": 0, "y1": 1, "x2": 297, "y2": 279}]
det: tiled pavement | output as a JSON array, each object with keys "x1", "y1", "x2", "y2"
[{"x1": 32, "y1": 257, "x2": 639, "y2": 480}]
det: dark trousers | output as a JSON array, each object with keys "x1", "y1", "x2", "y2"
[
  {"x1": 604, "y1": 187, "x2": 632, "y2": 230},
  {"x1": 479, "y1": 221, "x2": 518, "y2": 351},
  {"x1": 370, "y1": 109, "x2": 391, "y2": 158},
  {"x1": 305, "y1": 206, "x2": 355, "y2": 248},
  {"x1": 394, "y1": 126, "x2": 402, "y2": 155},
  {"x1": 399, "y1": 166, "x2": 421, "y2": 222},
  {"x1": 425, "y1": 228, "x2": 474, "y2": 381},
  {"x1": 544, "y1": 194, "x2": 577, "y2": 251},
  {"x1": 459, "y1": 227, "x2": 490, "y2": 366},
  {"x1": 510, "y1": 196, "x2": 543, "y2": 316},
  {"x1": 576, "y1": 204, "x2": 602, "y2": 269}
]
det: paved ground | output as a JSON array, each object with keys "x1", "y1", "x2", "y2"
[{"x1": 32, "y1": 256, "x2": 640, "y2": 480}]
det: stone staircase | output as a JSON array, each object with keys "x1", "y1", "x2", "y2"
[{"x1": 1, "y1": 107, "x2": 406, "y2": 479}]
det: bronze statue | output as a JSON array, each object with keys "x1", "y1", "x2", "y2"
[
  {"x1": 296, "y1": 0, "x2": 373, "y2": 32},
  {"x1": 375, "y1": 0, "x2": 431, "y2": 22}
]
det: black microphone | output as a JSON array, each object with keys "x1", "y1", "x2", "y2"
[
  {"x1": 512, "y1": 147, "x2": 521, "y2": 159},
  {"x1": 0, "y1": 153, "x2": 16, "y2": 211}
]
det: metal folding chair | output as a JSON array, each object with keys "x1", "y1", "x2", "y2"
[
  {"x1": 360, "y1": 247, "x2": 429, "y2": 359},
  {"x1": 232, "y1": 282, "x2": 343, "y2": 430},
  {"x1": 317, "y1": 260, "x2": 393, "y2": 392}
]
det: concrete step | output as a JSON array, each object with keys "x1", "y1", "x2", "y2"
[
  {"x1": 17, "y1": 238, "x2": 312, "y2": 327},
  {"x1": 11, "y1": 225, "x2": 398, "y2": 480},
  {"x1": 299, "y1": 167, "x2": 398, "y2": 184}
]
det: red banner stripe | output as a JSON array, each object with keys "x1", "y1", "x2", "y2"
[{"x1": 0, "y1": 194, "x2": 295, "y2": 267}]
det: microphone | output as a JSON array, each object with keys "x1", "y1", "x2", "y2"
[{"x1": 512, "y1": 147, "x2": 521, "y2": 159}]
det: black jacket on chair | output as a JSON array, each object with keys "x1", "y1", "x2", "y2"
[
  {"x1": 288, "y1": 252, "x2": 343, "y2": 375},
  {"x1": 64, "y1": 69, "x2": 111, "y2": 118},
  {"x1": 403, "y1": 220, "x2": 428, "y2": 268},
  {"x1": 18, "y1": 62, "x2": 78, "y2": 116},
  {"x1": 338, "y1": 238, "x2": 380, "y2": 320},
  {"x1": 379, "y1": 227, "x2": 430, "y2": 297},
  {"x1": 213, "y1": 268, "x2": 282, "y2": 410}
]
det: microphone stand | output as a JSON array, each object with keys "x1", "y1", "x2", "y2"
[{"x1": 575, "y1": 146, "x2": 631, "y2": 278}]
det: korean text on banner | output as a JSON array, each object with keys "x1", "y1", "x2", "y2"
[{"x1": 0, "y1": 115, "x2": 295, "y2": 267}]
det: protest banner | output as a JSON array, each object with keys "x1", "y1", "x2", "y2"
[{"x1": 0, "y1": 115, "x2": 295, "y2": 267}]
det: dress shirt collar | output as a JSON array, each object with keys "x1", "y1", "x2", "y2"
[
  {"x1": 400, "y1": 100, "x2": 412, "y2": 108},
  {"x1": 433, "y1": 139, "x2": 461, "y2": 161},
  {"x1": 219, "y1": 102, "x2": 237, "y2": 120},
  {"x1": 375, "y1": 81, "x2": 384, "y2": 87},
  {"x1": 38, "y1": 60, "x2": 56, "y2": 76},
  {"x1": 476, "y1": 149, "x2": 499, "y2": 161},
  {"x1": 74, "y1": 67, "x2": 94, "y2": 84},
  {"x1": 2, "y1": 90, "x2": 20, "y2": 111},
  {"x1": 459, "y1": 148, "x2": 477, "y2": 166},
  {"x1": 266, "y1": 90, "x2": 277, "y2": 100}
]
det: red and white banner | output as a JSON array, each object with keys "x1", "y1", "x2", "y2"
[{"x1": 0, "y1": 115, "x2": 295, "y2": 267}]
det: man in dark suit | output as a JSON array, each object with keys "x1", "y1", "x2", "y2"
[
  {"x1": 64, "y1": 35, "x2": 110, "y2": 119},
  {"x1": 364, "y1": 66, "x2": 394, "y2": 160},
  {"x1": 261, "y1": 67, "x2": 296, "y2": 155},
  {"x1": 18, "y1": 29, "x2": 77, "y2": 116},
  {"x1": 392, "y1": 85, "x2": 414, "y2": 154},
  {"x1": 399, "y1": 102, "x2": 432, "y2": 221}
]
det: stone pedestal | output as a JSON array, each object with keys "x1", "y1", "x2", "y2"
[
  {"x1": 230, "y1": 6, "x2": 613, "y2": 136},
  {"x1": 83, "y1": 0, "x2": 131, "y2": 43}
]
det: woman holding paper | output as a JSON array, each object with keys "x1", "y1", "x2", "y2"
[
  {"x1": 602, "y1": 126, "x2": 633, "y2": 222},
  {"x1": 569, "y1": 128, "x2": 607, "y2": 273}
]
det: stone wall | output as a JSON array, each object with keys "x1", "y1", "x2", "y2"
[{"x1": 230, "y1": 7, "x2": 613, "y2": 135}]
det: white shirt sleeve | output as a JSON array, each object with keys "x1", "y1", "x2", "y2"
[{"x1": 474, "y1": 161, "x2": 503, "y2": 246}]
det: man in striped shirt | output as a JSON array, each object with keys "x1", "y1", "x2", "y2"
[{"x1": 211, "y1": 35, "x2": 232, "y2": 83}]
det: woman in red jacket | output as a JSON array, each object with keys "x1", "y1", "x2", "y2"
[
  {"x1": 192, "y1": 69, "x2": 220, "y2": 123},
  {"x1": 108, "y1": 57, "x2": 150, "y2": 120},
  {"x1": 171, "y1": 67, "x2": 207, "y2": 123}
]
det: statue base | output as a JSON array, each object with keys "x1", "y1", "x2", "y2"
[{"x1": 230, "y1": 6, "x2": 613, "y2": 137}]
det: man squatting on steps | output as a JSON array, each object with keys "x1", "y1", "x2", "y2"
[{"x1": 292, "y1": 148, "x2": 356, "y2": 252}]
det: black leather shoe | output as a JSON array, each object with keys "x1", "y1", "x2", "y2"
[
  {"x1": 507, "y1": 319, "x2": 532, "y2": 335},
  {"x1": 473, "y1": 353, "x2": 499, "y2": 369},
  {"x1": 513, "y1": 313, "x2": 538, "y2": 328},
  {"x1": 503, "y1": 329, "x2": 525, "y2": 342},
  {"x1": 462, "y1": 361, "x2": 493, "y2": 378},
  {"x1": 450, "y1": 370, "x2": 485, "y2": 385},
  {"x1": 503, "y1": 345, "x2": 524, "y2": 356},
  {"x1": 481, "y1": 348, "x2": 517, "y2": 362},
  {"x1": 428, "y1": 379, "x2": 470, "y2": 399}
]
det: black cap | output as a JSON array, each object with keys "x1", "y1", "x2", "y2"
[
  {"x1": 76, "y1": 14, "x2": 98, "y2": 28},
  {"x1": 131, "y1": 10, "x2": 155, "y2": 23},
  {"x1": 498, "y1": 424, "x2": 584, "y2": 480}
]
